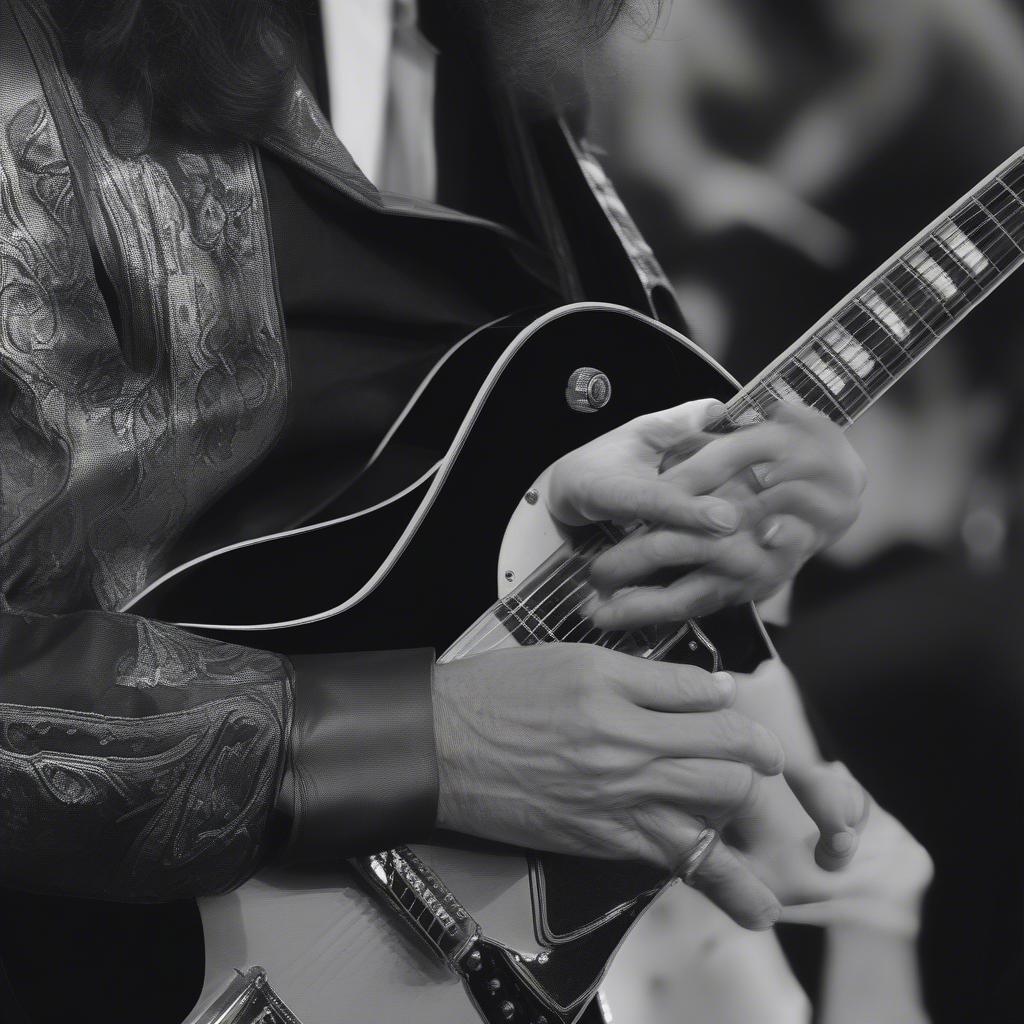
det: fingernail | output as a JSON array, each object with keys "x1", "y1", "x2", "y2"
[
  {"x1": 713, "y1": 672, "x2": 736, "y2": 701},
  {"x1": 705, "y1": 502, "x2": 739, "y2": 533},
  {"x1": 827, "y1": 831, "x2": 855, "y2": 855},
  {"x1": 759, "y1": 520, "x2": 783, "y2": 546},
  {"x1": 703, "y1": 401, "x2": 728, "y2": 425}
]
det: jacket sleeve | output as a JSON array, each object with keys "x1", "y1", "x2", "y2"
[{"x1": 0, "y1": 609, "x2": 438, "y2": 902}]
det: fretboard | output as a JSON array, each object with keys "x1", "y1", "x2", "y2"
[
  {"x1": 447, "y1": 147, "x2": 1024, "y2": 666},
  {"x1": 717, "y1": 146, "x2": 1024, "y2": 431}
]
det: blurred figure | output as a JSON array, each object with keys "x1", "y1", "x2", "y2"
[{"x1": 591, "y1": 0, "x2": 1024, "y2": 1021}]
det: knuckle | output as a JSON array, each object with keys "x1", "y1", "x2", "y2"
[
  {"x1": 649, "y1": 530, "x2": 680, "y2": 562},
  {"x1": 845, "y1": 448, "x2": 868, "y2": 494},
  {"x1": 753, "y1": 721, "x2": 785, "y2": 773},
  {"x1": 745, "y1": 895, "x2": 782, "y2": 931},
  {"x1": 678, "y1": 666, "x2": 718, "y2": 706},
  {"x1": 718, "y1": 762, "x2": 758, "y2": 810},
  {"x1": 713, "y1": 709, "x2": 750, "y2": 752}
]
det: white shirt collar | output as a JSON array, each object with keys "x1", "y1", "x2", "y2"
[{"x1": 319, "y1": 0, "x2": 396, "y2": 185}]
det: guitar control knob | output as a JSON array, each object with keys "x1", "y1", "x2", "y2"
[
  {"x1": 566, "y1": 367, "x2": 612, "y2": 413},
  {"x1": 500, "y1": 1001, "x2": 516, "y2": 1020}
]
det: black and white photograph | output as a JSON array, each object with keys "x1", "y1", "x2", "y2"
[{"x1": 0, "y1": 2, "x2": 1021, "y2": 1023}]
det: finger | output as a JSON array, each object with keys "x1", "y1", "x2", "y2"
[
  {"x1": 638, "y1": 757, "x2": 762, "y2": 819},
  {"x1": 612, "y1": 660, "x2": 736, "y2": 712},
  {"x1": 630, "y1": 398, "x2": 727, "y2": 450},
  {"x1": 666, "y1": 424, "x2": 792, "y2": 495},
  {"x1": 589, "y1": 571, "x2": 743, "y2": 630},
  {"x1": 591, "y1": 529, "x2": 716, "y2": 590},
  {"x1": 787, "y1": 762, "x2": 871, "y2": 871},
  {"x1": 584, "y1": 475, "x2": 741, "y2": 533},
  {"x1": 629, "y1": 709, "x2": 785, "y2": 777},
  {"x1": 748, "y1": 481, "x2": 859, "y2": 537},
  {"x1": 756, "y1": 514, "x2": 817, "y2": 557},
  {"x1": 768, "y1": 398, "x2": 841, "y2": 434},
  {"x1": 681, "y1": 838, "x2": 782, "y2": 930},
  {"x1": 751, "y1": 447, "x2": 867, "y2": 496},
  {"x1": 591, "y1": 529, "x2": 764, "y2": 592}
]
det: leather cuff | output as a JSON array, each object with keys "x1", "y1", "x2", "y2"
[{"x1": 274, "y1": 648, "x2": 438, "y2": 863}]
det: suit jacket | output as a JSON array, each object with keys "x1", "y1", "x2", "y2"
[{"x1": 0, "y1": 0, "x2": 683, "y2": 912}]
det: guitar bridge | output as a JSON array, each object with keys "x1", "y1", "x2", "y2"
[{"x1": 356, "y1": 846, "x2": 481, "y2": 971}]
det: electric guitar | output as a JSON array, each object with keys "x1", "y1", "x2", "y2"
[{"x1": 130, "y1": 145, "x2": 1024, "y2": 1024}]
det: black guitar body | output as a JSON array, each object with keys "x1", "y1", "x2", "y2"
[
  {"x1": 135, "y1": 306, "x2": 776, "y2": 1024},
  {"x1": 137, "y1": 303, "x2": 772, "y2": 675}
]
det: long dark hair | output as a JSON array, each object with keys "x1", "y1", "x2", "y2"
[
  {"x1": 47, "y1": 0, "x2": 647, "y2": 149},
  {"x1": 47, "y1": 0, "x2": 301, "y2": 149}
]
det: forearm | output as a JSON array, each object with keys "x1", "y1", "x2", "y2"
[{"x1": 820, "y1": 925, "x2": 929, "y2": 1024}]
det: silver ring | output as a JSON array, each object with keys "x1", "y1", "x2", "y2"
[{"x1": 679, "y1": 827, "x2": 720, "y2": 886}]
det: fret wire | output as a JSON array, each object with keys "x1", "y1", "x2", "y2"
[
  {"x1": 895, "y1": 254, "x2": 959, "y2": 319},
  {"x1": 786, "y1": 360, "x2": 852, "y2": 424},
  {"x1": 933, "y1": 217, "x2": 1000, "y2": 281},
  {"x1": 876, "y1": 269, "x2": 941, "y2": 342},
  {"x1": 926, "y1": 231, "x2": 989, "y2": 295},
  {"x1": 968, "y1": 195, "x2": 1024, "y2": 255},
  {"x1": 850, "y1": 296, "x2": 914, "y2": 361},
  {"x1": 745, "y1": 379, "x2": 783, "y2": 414},
  {"x1": 475, "y1": 155, "x2": 1024, "y2": 657},
  {"x1": 834, "y1": 307, "x2": 906, "y2": 378},
  {"x1": 990, "y1": 176, "x2": 1024, "y2": 223},
  {"x1": 948, "y1": 204, "x2": 1015, "y2": 271},
  {"x1": 807, "y1": 335, "x2": 873, "y2": 402},
  {"x1": 735, "y1": 155, "x2": 1024, "y2": 434},
  {"x1": 919, "y1": 234, "x2": 984, "y2": 302},
  {"x1": 895, "y1": 249, "x2": 958, "y2": 313},
  {"x1": 775, "y1": 356, "x2": 846, "y2": 419},
  {"x1": 743, "y1": 189, "x2": 1017, "y2": 423}
]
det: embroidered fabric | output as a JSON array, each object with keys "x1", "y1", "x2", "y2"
[{"x1": 0, "y1": 0, "x2": 292, "y2": 899}]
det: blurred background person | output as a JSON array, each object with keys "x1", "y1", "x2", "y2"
[{"x1": 591, "y1": 1, "x2": 1024, "y2": 1021}]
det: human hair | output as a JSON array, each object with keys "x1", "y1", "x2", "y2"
[
  {"x1": 46, "y1": 0, "x2": 653, "y2": 148},
  {"x1": 47, "y1": 0, "x2": 301, "y2": 149}
]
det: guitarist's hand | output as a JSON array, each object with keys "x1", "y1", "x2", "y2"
[
  {"x1": 548, "y1": 399, "x2": 865, "y2": 629},
  {"x1": 433, "y1": 643, "x2": 786, "y2": 930}
]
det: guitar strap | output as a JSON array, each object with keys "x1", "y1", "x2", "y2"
[{"x1": 560, "y1": 124, "x2": 679, "y2": 318}]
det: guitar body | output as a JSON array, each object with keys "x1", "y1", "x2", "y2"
[{"x1": 135, "y1": 303, "x2": 773, "y2": 1024}]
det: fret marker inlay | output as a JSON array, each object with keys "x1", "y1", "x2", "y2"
[
  {"x1": 935, "y1": 221, "x2": 989, "y2": 276},
  {"x1": 797, "y1": 350, "x2": 846, "y2": 394},
  {"x1": 905, "y1": 247, "x2": 958, "y2": 301},
  {"x1": 820, "y1": 323, "x2": 876, "y2": 379},
  {"x1": 860, "y1": 289, "x2": 910, "y2": 340}
]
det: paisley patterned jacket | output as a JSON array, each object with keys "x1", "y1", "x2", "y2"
[
  {"x1": 0, "y1": 0, "x2": 677, "y2": 904},
  {"x1": 0, "y1": 0, "x2": 450, "y2": 901}
]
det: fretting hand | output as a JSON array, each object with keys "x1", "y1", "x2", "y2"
[{"x1": 547, "y1": 398, "x2": 865, "y2": 630}]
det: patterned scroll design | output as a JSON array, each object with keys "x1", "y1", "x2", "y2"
[
  {"x1": 0, "y1": 3, "x2": 288, "y2": 616},
  {"x1": 0, "y1": 2, "x2": 292, "y2": 899},
  {"x1": 0, "y1": 610, "x2": 290, "y2": 900}
]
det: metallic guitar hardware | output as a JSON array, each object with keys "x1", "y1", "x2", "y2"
[
  {"x1": 191, "y1": 967, "x2": 303, "y2": 1024},
  {"x1": 565, "y1": 368, "x2": 612, "y2": 413}
]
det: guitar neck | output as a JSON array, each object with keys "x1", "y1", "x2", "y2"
[{"x1": 716, "y1": 146, "x2": 1024, "y2": 432}]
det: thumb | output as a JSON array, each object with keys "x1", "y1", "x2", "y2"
[{"x1": 631, "y1": 398, "x2": 728, "y2": 453}]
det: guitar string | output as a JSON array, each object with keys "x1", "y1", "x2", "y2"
[
  {"x1": 464, "y1": 185, "x2": 1024, "y2": 658},
  {"x1": 747, "y1": 189, "x2": 1024, "y2": 420},
  {"x1": 461, "y1": 176, "x2": 1024, "y2": 657}
]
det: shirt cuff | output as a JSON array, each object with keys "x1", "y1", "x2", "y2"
[{"x1": 274, "y1": 648, "x2": 438, "y2": 863}]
